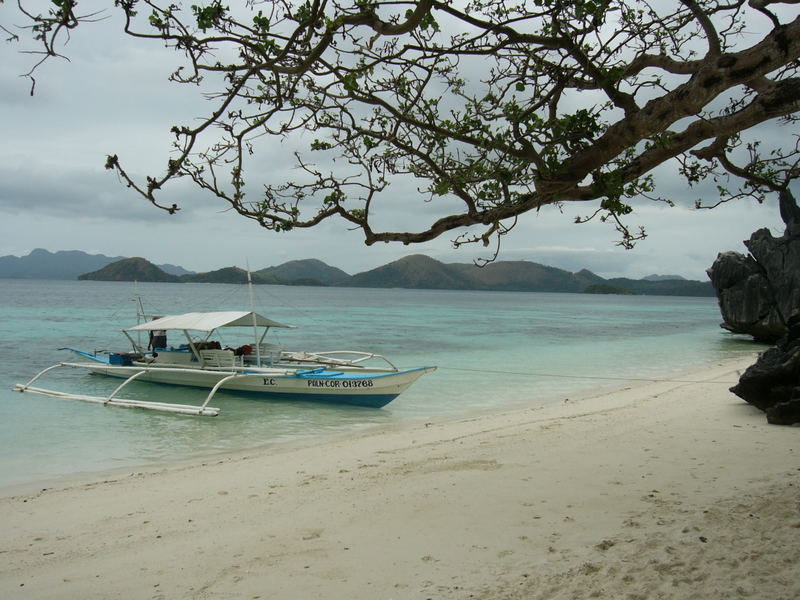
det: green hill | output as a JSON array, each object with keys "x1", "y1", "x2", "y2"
[
  {"x1": 451, "y1": 261, "x2": 585, "y2": 292},
  {"x1": 256, "y1": 259, "x2": 349, "y2": 285},
  {"x1": 78, "y1": 258, "x2": 180, "y2": 282},
  {"x1": 340, "y1": 255, "x2": 476, "y2": 289},
  {"x1": 343, "y1": 255, "x2": 600, "y2": 292},
  {"x1": 339, "y1": 255, "x2": 713, "y2": 296}
]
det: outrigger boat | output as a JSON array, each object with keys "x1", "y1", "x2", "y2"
[{"x1": 14, "y1": 310, "x2": 436, "y2": 416}]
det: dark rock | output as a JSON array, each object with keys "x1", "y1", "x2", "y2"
[
  {"x1": 706, "y1": 247, "x2": 782, "y2": 341},
  {"x1": 707, "y1": 190, "x2": 800, "y2": 343},
  {"x1": 730, "y1": 317, "x2": 800, "y2": 425},
  {"x1": 779, "y1": 188, "x2": 800, "y2": 236},
  {"x1": 730, "y1": 345, "x2": 800, "y2": 411},
  {"x1": 766, "y1": 395, "x2": 800, "y2": 425},
  {"x1": 715, "y1": 189, "x2": 800, "y2": 424}
]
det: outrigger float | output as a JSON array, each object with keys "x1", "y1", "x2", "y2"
[{"x1": 14, "y1": 310, "x2": 436, "y2": 416}]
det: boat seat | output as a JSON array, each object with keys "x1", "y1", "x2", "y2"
[
  {"x1": 255, "y1": 343, "x2": 283, "y2": 366},
  {"x1": 199, "y1": 349, "x2": 236, "y2": 368}
]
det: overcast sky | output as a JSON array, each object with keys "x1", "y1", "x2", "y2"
[{"x1": 0, "y1": 3, "x2": 793, "y2": 280}]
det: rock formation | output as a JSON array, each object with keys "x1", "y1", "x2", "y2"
[
  {"x1": 730, "y1": 315, "x2": 800, "y2": 425},
  {"x1": 707, "y1": 189, "x2": 800, "y2": 343},
  {"x1": 711, "y1": 188, "x2": 800, "y2": 424}
]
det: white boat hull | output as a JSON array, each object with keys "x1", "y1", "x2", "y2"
[{"x1": 80, "y1": 362, "x2": 434, "y2": 408}]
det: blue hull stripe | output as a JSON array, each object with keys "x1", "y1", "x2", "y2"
[
  {"x1": 60, "y1": 348, "x2": 109, "y2": 363},
  {"x1": 230, "y1": 389, "x2": 399, "y2": 408}
]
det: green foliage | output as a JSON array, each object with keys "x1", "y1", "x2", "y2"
[
  {"x1": 192, "y1": 2, "x2": 227, "y2": 32},
  {"x1": 551, "y1": 110, "x2": 601, "y2": 148},
  {"x1": 252, "y1": 11, "x2": 270, "y2": 35},
  {"x1": 573, "y1": 0, "x2": 610, "y2": 21},
  {"x1": 405, "y1": 9, "x2": 440, "y2": 31},
  {"x1": 432, "y1": 180, "x2": 450, "y2": 196},
  {"x1": 680, "y1": 160, "x2": 712, "y2": 185},
  {"x1": 342, "y1": 72, "x2": 360, "y2": 92},
  {"x1": 355, "y1": 0, "x2": 378, "y2": 12},
  {"x1": 149, "y1": 10, "x2": 167, "y2": 30},
  {"x1": 311, "y1": 139, "x2": 333, "y2": 151},
  {"x1": 324, "y1": 190, "x2": 345, "y2": 206},
  {"x1": 293, "y1": 1, "x2": 313, "y2": 24}
]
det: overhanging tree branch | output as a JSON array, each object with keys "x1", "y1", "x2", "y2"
[{"x1": 6, "y1": 0, "x2": 800, "y2": 254}]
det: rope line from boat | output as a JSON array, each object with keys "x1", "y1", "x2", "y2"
[{"x1": 436, "y1": 366, "x2": 741, "y2": 385}]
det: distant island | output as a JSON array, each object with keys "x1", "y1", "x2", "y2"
[
  {"x1": 1, "y1": 249, "x2": 714, "y2": 296},
  {"x1": 74, "y1": 253, "x2": 711, "y2": 297},
  {"x1": 0, "y1": 248, "x2": 190, "y2": 280}
]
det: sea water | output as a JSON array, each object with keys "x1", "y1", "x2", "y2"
[{"x1": 0, "y1": 279, "x2": 759, "y2": 490}]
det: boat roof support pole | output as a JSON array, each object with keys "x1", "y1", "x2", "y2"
[
  {"x1": 123, "y1": 331, "x2": 143, "y2": 354},
  {"x1": 183, "y1": 330, "x2": 201, "y2": 362}
]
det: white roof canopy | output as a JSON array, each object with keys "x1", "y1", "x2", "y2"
[{"x1": 125, "y1": 311, "x2": 293, "y2": 332}]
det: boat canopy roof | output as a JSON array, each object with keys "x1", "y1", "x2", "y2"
[{"x1": 125, "y1": 311, "x2": 293, "y2": 332}]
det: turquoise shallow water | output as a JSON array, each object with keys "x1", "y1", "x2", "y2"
[{"x1": 0, "y1": 279, "x2": 758, "y2": 489}]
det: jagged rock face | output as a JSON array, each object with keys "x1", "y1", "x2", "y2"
[
  {"x1": 717, "y1": 189, "x2": 800, "y2": 423},
  {"x1": 707, "y1": 227, "x2": 800, "y2": 342},
  {"x1": 730, "y1": 334, "x2": 800, "y2": 425}
]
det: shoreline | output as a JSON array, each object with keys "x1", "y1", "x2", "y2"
[
  {"x1": 4, "y1": 354, "x2": 799, "y2": 599},
  {"x1": 0, "y1": 354, "x2": 753, "y2": 498}
]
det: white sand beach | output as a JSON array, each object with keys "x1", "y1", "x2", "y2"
[{"x1": 2, "y1": 355, "x2": 798, "y2": 599}]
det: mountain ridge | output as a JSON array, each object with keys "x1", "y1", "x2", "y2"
[
  {"x1": 71, "y1": 254, "x2": 713, "y2": 297},
  {"x1": 0, "y1": 248, "x2": 191, "y2": 279}
]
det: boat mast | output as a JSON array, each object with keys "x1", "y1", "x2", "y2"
[
  {"x1": 247, "y1": 263, "x2": 263, "y2": 367},
  {"x1": 131, "y1": 283, "x2": 146, "y2": 353}
]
